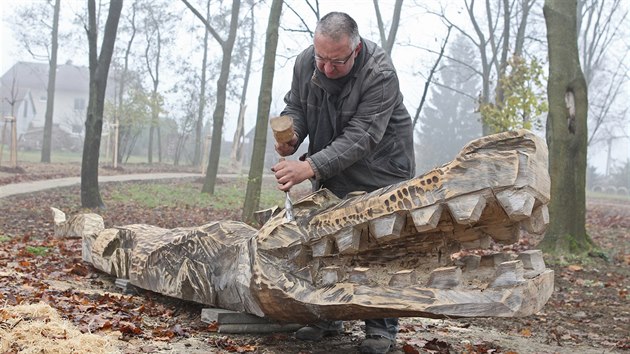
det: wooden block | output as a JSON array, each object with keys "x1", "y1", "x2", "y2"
[
  {"x1": 115, "y1": 278, "x2": 130, "y2": 291},
  {"x1": 201, "y1": 308, "x2": 269, "y2": 325},
  {"x1": 218, "y1": 323, "x2": 302, "y2": 333}
]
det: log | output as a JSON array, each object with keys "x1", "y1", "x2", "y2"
[{"x1": 56, "y1": 129, "x2": 554, "y2": 322}]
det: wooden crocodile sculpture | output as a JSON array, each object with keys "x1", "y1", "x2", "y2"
[{"x1": 55, "y1": 129, "x2": 553, "y2": 323}]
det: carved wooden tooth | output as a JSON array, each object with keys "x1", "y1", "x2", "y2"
[
  {"x1": 311, "y1": 237, "x2": 334, "y2": 257},
  {"x1": 333, "y1": 227, "x2": 362, "y2": 254},
  {"x1": 320, "y1": 266, "x2": 343, "y2": 286},
  {"x1": 427, "y1": 266, "x2": 462, "y2": 289},
  {"x1": 460, "y1": 235, "x2": 491, "y2": 250},
  {"x1": 455, "y1": 254, "x2": 481, "y2": 271},
  {"x1": 522, "y1": 205, "x2": 549, "y2": 234},
  {"x1": 410, "y1": 205, "x2": 443, "y2": 232},
  {"x1": 479, "y1": 253, "x2": 512, "y2": 268},
  {"x1": 446, "y1": 194, "x2": 487, "y2": 224},
  {"x1": 495, "y1": 189, "x2": 535, "y2": 221},
  {"x1": 517, "y1": 250, "x2": 546, "y2": 273},
  {"x1": 348, "y1": 267, "x2": 370, "y2": 284},
  {"x1": 294, "y1": 266, "x2": 314, "y2": 283},
  {"x1": 369, "y1": 213, "x2": 405, "y2": 242},
  {"x1": 388, "y1": 269, "x2": 418, "y2": 287},
  {"x1": 489, "y1": 260, "x2": 525, "y2": 287},
  {"x1": 481, "y1": 224, "x2": 521, "y2": 244}
]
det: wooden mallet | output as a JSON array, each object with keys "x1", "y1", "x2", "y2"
[{"x1": 270, "y1": 115, "x2": 295, "y2": 221}]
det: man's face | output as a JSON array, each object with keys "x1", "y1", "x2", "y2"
[{"x1": 313, "y1": 33, "x2": 360, "y2": 80}]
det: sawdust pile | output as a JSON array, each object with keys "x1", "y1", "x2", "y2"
[{"x1": 0, "y1": 302, "x2": 120, "y2": 353}]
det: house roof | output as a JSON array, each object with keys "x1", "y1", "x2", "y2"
[{"x1": 1, "y1": 61, "x2": 90, "y2": 93}]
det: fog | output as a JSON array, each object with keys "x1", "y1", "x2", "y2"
[{"x1": 1, "y1": 0, "x2": 628, "y2": 177}]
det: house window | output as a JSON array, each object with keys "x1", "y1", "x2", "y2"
[{"x1": 74, "y1": 98, "x2": 86, "y2": 111}]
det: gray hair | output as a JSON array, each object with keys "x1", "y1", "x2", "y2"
[{"x1": 315, "y1": 12, "x2": 361, "y2": 49}]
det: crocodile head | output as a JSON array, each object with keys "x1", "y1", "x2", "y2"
[{"x1": 251, "y1": 129, "x2": 554, "y2": 323}]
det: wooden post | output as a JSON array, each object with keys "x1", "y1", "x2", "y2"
[
  {"x1": 1, "y1": 116, "x2": 17, "y2": 168},
  {"x1": 112, "y1": 119, "x2": 119, "y2": 169},
  {"x1": 201, "y1": 135, "x2": 211, "y2": 174},
  {"x1": 0, "y1": 117, "x2": 7, "y2": 167},
  {"x1": 10, "y1": 116, "x2": 16, "y2": 168}
]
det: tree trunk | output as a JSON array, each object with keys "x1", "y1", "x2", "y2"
[
  {"x1": 194, "y1": 0, "x2": 211, "y2": 167},
  {"x1": 41, "y1": 0, "x2": 60, "y2": 163},
  {"x1": 230, "y1": 3, "x2": 256, "y2": 172},
  {"x1": 242, "y1": 0, "x2": 283, "y2": 224},
  {"x1": 201, "y1": 0, "x2": 241, "y2": 194},
  {"x1": 372, "y1": 0, "x2": 403, "y2": 56},
  {"x1": 81, "y1": 0, "x2": 122, "y2": 208},
  {"x1": 539, "y1": 0, "x2": 592, "y2": 253}
]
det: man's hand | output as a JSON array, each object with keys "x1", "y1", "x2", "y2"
[
  {"x1": 271, "y1": 159, "x2": 314, "y2": 192},
  {"x1": 275, "y1": 134, "x2": 298, "y2": 157}
]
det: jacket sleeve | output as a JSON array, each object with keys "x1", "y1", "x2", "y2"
[
  {"x1": 280, "y1": 51, "x2": 311, "y2": 153},
  {"x1": 309, "y1": 69, "x2": 401, "y2": 181}
]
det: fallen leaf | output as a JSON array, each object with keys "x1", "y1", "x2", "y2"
[{"x1": 402, "y1": 344, "x2": 420, "y2": 354}]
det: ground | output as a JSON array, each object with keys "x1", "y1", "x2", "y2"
[{"x1": 0, "y1": 162, "x2": 628, "y2": 354}]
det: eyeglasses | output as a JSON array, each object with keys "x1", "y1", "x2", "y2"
[{"x1": 314, "y1": 48, "x2": 355, "y2": 67}]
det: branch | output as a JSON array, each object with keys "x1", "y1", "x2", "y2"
[
  {"x1": 181, "y1": 0, "x2": 225, "y2": 47},
  {"x1": 413, "y1": 25, "x2": 452, "y2": 128}
]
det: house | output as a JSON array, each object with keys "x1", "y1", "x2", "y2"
[{"x1": 0, "y1": 60, "x2": 114, "y2": 151}]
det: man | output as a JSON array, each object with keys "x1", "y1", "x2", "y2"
[{"x1": 271, "y1": 12, "x2": 415, "y2": 354}]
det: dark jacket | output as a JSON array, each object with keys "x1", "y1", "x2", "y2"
[{"x1": 282, "y1": 38, "x2": 415, "y2": 198}]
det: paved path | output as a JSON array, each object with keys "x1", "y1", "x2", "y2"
[{"x1": 0, "y1": 173, "x2": 204, "y2": 198}]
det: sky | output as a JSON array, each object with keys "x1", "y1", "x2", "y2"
[{"x1": 1, "y1": 0, "x2": 628, "y2": 174}]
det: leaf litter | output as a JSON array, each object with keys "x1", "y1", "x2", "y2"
[{"x1": 0, "y1": 163, "x2": 628, "y2": 353}]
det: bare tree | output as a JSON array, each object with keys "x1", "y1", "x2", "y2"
[
  {"x1": 577, "y1": 0, "x2": 629, "y2": 153},
  {"x1": 373, "y1": 0, "x2": 403, "y2": 55},
  {"x1": 10, "y1": 1, "x2": 70, "y2": 162},
  {"x1": 230, "y1": 1, "x2": 257, "y2": 172},
  {"x1": 112, "y1": 1, "x2": 139, "y2": 166},
  {"x1": 539, "y1": 0, "x2": 592, "y2": 253},
  {"x1": 81, "y1": 0, "x2": 123, "y2": 208},
  {"x1": 140, "y1": 1, "x2": 177, "y2": 164},
  {"x1": 427, "y1": 0, "x2": 539, "y2": 135},
  {"x1": 192, "y1": 0, "x2": 212, "y2": 167},
  {"x1": 40, "y1": 0, "x2": 61, "y2": 163},
  {"x1": 242, "y1": 0, "x2": 283, "y2": 224},
  {"x1": 182, "y1": 0, "x2": 241, "y2": 194}
]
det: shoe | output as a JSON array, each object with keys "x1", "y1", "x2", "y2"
[
  {"x1": 294, "y1": 325, "x2": 342, "y2": 341},
  {"x1": 359, "y1": 335, "x2": 395, "y2": 354}
]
